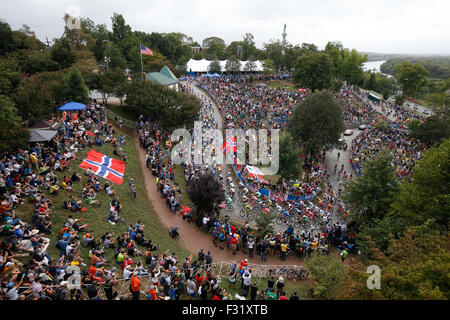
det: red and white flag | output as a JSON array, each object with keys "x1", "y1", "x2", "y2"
[
  {"x1": 79, "y1": 149, "x2": 126, "y2": 184},
  {"x1": 221, "y1": 136, "x2": 237, "y2": 153},
  {"x1": 246, "y1": 165, "x2": 265, "y2": 182}
]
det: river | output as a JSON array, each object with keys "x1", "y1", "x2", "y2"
[{"x1": 362, "y1": 60, "x2": 386, "y2": 73}]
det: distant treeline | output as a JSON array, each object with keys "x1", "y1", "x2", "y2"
[{"x1": 380, "y1": 56, "x2": 450, "y2": 79}]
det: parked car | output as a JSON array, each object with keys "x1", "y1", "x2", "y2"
[
  {"x1": 343, "y1": 129, "x2": 353, "y2": 136},
  {"x1": 423, "y1": 110, "x2": 430, "y2": 115},
  {"x1": 358, "y1": 124, "x2": 369, "y2": 130}
]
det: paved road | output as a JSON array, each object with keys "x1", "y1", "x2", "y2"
[{"x1": 187, "y1": 82, "x2": 317, "y2": 234}]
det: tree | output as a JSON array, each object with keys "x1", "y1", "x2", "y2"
[
  {"x1": 0, "y1": 95, "x2": 29, "y2": 150},
  {"x1": 395, "y1": 94, "x2": 406, "y2": 106},
  {"x1": 339, "y1": 224, "x2": 450, "y2": 300},
  {"x1": 410, "y1": 115, "x2": 450, "y2": 146},
  {"x1": 63, "y1": 66, "x2": 89, "y2": 103},
  {"x1": 395, "y1": 61, "x2": 429, "y2": 97},
  {"x1": 427, "y1": 91, "x2": 450, "y2": 116},
  {"x1": 187, "y1": 173, "x2": 225, "y2": 218},
  {"x1": 13, "y1": 71, "x2": 65, "y2": 123},
  {"x1": 278, "y1": 132, "x2": 302, "y2": 181},
  {"x1": 374, "y1": 119, "x2": 388, "y2": 132},
  {"x1": 287, "y1": 91, "x2": 344, "y2": 167},
  {"x1": 193, "y1": 52, "x2": 203, "y2": 60},
  {"x1": 80, "y1": 19, "x2": 110, "y2": 61},
  {"x1": 0, "y1": 20, "x2": 15, "y2": 55},
  {"x1": 243, "y1": 60, "x2": 256, "y2": 72},
  {"x1": 254, "y1": 211, "x2": 276, "y2": 238},
  {"x1": 375, "y1": 74, "x2": 396, "y2": 100},
  {"x1": 305, "y1": 253, "x2": 347, "y2": 299},
  {"x1": 323, "y1": 41, "x2": 344, "y2": 77},
  {"x1": 338, "y1": 49, "x2": 368, "y2": 86},
  {"x1": 293, "y1": 52, "x2": 332, "y2": 92},
  {"x1": 208, "y1": 60, "x2": 221, "y2": 74},
  {"x1": 262, "y1": 59, "x2": 275, "y2": 74},
  {"x1": 342, "y1": 151, "x2": 399, "y2": 230},
  {"x1": 367, "y1": 72, "x2": 377, "y2": 91},
  {"x1": 50, "y1": 37, "x2": 76, "y2": 69},
  {"x1": 125, "y1": 79, "x2": 200, "y2": 128},
  {"x1": 202, "y1": 37, "x2": 226, "y2": 49},
  {"x1": 241, "y1": 33, "x2": 257, "y2": 60},
  {"x1": 225, "y1": 56, "x2": 241, "y2": 73},
  {"x1": 389, "y1": 139, "x2": 450, "y2": 233},
  {"x1": 205, "y1": 38, "x2": 227, "y2": 60},
  {"x1": 111, "y1": 13, "x2": 132, "y2": 45},
  {"x1": 264, "y1": 40, "x2": 283, "y2": 71},
  {"x1": 103, "y1": 42, "x2": 127, "y2": 69}
]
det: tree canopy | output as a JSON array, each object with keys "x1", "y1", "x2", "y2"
[
  {"x1": 287, "y1": 91, "x2": 344, "y2": 167},
  {"x1": 293, "y1": 52, "x2": 333, "y2": 92}
]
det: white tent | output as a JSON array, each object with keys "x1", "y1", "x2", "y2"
[{"x1": 186, "y1": 59, "x2": 264, "y2": 73}]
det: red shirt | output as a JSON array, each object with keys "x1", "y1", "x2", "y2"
[
  {"x1": 195, "y1": 274, "x2": 204, "y2": 288},
  {"x1": 89, "y1": 265, "x2": 97, "y2": 277},
  {"x1": 149, "y1": 289, "x2": 157, "y2": 300}
]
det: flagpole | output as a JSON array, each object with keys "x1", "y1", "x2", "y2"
[{"x1": 139, "y1": 43, "x2": 144, "y2": 81}]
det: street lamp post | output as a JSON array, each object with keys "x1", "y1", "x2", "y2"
[{"x1": 104, "y1": 56, "x2": 110, "y2": 70}]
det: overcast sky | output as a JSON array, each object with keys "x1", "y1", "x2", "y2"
[{"x1": 1, "y1": 0, "x2": 449, "y2": 55}]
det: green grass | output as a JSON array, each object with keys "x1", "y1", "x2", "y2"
[
  {"x1": 9, "y1": 126, "x2": 191, "y2": 270},
  {"x1": 266, "y1": 80, "x2": 296, "y2": 92},
  {"x1": 106, "y1": 104, "x2": 138, "y2": 122}
]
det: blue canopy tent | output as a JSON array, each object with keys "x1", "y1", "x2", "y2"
[
  {"x1": 58, "y1": 102, "x2": 86, "y2": 111},
  {"x1": 212, "y1": 73, "x2": 221, "y2": 77}
]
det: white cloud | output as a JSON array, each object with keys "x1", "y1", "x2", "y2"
[{"x1": 1, "y1": 0, "x2": 449, "y2": 54}]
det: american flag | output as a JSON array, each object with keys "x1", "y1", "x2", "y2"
[{"x1": 140, "y1": 45, "x2": 154, "y2": 56}]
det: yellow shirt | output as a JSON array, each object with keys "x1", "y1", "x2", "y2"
[{"x1": 281, "y1": 243, "x2": 288, "y2": 252}]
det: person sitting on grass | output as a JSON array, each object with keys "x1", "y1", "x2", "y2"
[
  {"x1": 108, "y1": 210, "x2": 125, "y2": 225},
  {"x1": 86, "y1": 192, "x2": 100, "y2": 206},
  {"x1": 61, "y1": 176, "x2": 75, "y2": 192},
  {"x1": 49, "y1": 183, "x2": 59, "y2": 195},
  {"x1": 105, "y1": 183, "x2": 116, "y2": 197},
  {"x1": 110, "y1": 196, "x2": 122, "y2": 212}
]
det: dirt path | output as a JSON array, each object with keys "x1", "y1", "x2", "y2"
[{"x1": 134, "y1": 136, "x2": 305, "y2": 266}]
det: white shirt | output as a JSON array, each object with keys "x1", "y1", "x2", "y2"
[{"x1": 243, "y1": 273, "x2": 251, "y2": 286}]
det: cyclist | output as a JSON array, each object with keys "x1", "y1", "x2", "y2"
[
  {"x1": 230, "y1": 186, "x2": 235, "y2": 198},
  {"x1": 226, "y1": 194, "x2": 232, "y2": 205}
]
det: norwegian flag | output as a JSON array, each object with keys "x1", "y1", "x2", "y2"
[
  {"x1": 79, "y1": 149, "x2": 126, "y2": 184},
  {"x1": 140, "y1": 45, "x2": 154, "y2": 56},
  {"x1": 221, "y1": 136, "x2": 237, "y2": 153}
]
